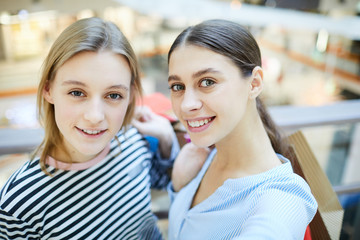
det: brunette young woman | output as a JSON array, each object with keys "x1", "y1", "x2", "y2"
[{"x1": 167, "y1": 19, "x2": 317, "y2": 240}]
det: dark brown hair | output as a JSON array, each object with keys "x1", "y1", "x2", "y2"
[{"x1": 168, "y1": 19, "x2": 291, "y2": 158}]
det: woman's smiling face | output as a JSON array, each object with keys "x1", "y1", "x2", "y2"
[
  {"x1": 168, "y1": 45, "x2": 253, "y2": 148},
  {"x1": 44, "y1": 50, "x2": 132, "y2": 162}
]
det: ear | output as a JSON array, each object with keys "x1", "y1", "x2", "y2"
[
  {"x1": 43, "y1": 81, "x2": 54, "y2": 104},
  {"x1": 249, "y1": 66, "x2": 263, "y2": 99}
]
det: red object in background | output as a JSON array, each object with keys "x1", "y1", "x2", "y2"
[
  {"x1": 138, "y1": 92, "x2": 177, "y2": 122},
  {"x1": 304, "y1": 226, "x2": 312, "y2": 240}
]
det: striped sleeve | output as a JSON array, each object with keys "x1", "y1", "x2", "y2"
[
  {"x1": 0, "y1": 208, "x2": 41, "y2": 239},
  {"x1": 142, "y1": 131, "x2": 179, "y2": 190},
  {"x1": 0, "y1": 160, "x2": 45, "y2": 239},
  {"x1": 238, "y1": 177, "x2": 317, "y2": 239}
]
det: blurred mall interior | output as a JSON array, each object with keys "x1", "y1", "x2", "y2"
[{"x1": 0, "y1": 0, "x2": 360, "y2": 239}]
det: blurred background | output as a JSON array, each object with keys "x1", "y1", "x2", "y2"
[{"x1": 0, "y1": 0, "x2": 359, "y2": 239}]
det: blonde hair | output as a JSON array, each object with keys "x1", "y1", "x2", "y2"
[{"x1": 34, "y1": 17, "x2": 142, "y2": 174}]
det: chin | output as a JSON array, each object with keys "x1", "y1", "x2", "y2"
[
  {"x1": 189, "y1": 136, "x2": 214, "y2": 148},
  {"x1": 78, "y1": 146, "x2": 104, "y2": 157}
]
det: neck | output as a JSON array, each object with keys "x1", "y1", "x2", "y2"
[
  {"x1": 51, "y1": 143, "x2": 94, "y2": 164},
  {"x1": 214, "y1": 104, "x2": 281, "y2": 174}
]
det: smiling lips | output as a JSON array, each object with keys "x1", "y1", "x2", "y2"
[
  {"x1": 78, "y1": 128, "x2": 106, "y2": 136},
  {"x1": 187, "y1": 117, "x2": 214, "y2": 128}
]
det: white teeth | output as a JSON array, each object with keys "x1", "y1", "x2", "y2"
[
  {"x1": 188, "y1": 118, "x2": 213, "y2": 128},
  {"x1": 82, "y1": 129, "x2": 102, "y2": 135}
]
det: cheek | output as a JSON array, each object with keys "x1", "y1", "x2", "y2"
[
  {"x1": 170, "y1": 96, "x2": 182, "y2": 118},
  {"x1": 111, "y1": 102, "x2": 130, "y2": 126},
  {"x1": 53, "y1": 102, "x2": 78, "y2": 126},
  {"x1": 117, "y1": 109, "x2": 127, "y2": 122}
]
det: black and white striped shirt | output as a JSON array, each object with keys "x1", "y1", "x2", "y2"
[{"x1": 0, "y1": 127, "x2": 176, "y2": 239}]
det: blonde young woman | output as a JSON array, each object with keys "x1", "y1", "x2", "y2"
[
  {"x1": 168, "y1": 19, "x2": 318, "y2": 239},
  {"x1": 0, "y1": 17, "x2": 179, "y2": 239}
]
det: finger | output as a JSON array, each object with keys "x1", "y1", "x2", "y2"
[
  {"x1": 133, "y1": 107, "x2": 149, "y2": 122},
  {"x1": 132, "y1": 118, "x2": 147, "y2": 133}
]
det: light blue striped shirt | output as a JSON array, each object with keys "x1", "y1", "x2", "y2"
[{"x1": 168, "y1": 149, "x2": 317, "y2": 240}]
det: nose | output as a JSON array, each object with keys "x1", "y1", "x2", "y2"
[
  {"x1": 84, "y1": 98, "x2": 105, "y2": 124},
  {"x1": 181, "y1": 89, "x2": 202, "y2": 112}
]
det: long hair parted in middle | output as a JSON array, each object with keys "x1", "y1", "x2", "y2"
[{"x1": 35, "y1": 17, "x2": 143, "y2": 173}]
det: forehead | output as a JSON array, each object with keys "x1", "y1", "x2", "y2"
[
  {"x1": 169, "y1": 45, "x2": 239, "y2": 79},
  {"x1": 55, "y1": 51, "x2": 132, "y2": 87},
  {"x1": 169, "y1": 45, "x2": 235, "y2": 74}
]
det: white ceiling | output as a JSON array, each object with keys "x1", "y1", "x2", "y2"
[{"x1": 115, "y1": 0, "x2": 360, "y2": 40}]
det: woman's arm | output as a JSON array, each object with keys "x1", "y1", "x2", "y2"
[
  {"x1": 171, "y1": 143, "x2": 210, "y2": 192},
  {"x1": 132, "y1": 106, "x2": 175, "y2": 159}
]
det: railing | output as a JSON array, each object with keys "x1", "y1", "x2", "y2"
[
  {"x1": 268, "y1": 99, "x2": 360, "y2": 132},
  {"x1": 1, "y1": 99, "x2": 360, "y2": 195},
  {"x1": 268, "y1": 99, "x2": 360, "y2": 195}
]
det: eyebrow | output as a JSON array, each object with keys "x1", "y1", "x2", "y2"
[
  {"x1": 62, "y1": 80, "x2": 129, "y2": 91},
  {"x1": 62, "y1": 80, "x2": 86, "y2": 87},
  {"x1": 192, "y1": 68, "x2": 220, "y2": 79},
  {"x1": 168, "y1": 68, "x2": 221, "y2": 82}
]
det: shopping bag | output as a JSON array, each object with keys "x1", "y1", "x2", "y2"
[{"x1": 288, "y1": 131, "x2": 344, "y2": 240}]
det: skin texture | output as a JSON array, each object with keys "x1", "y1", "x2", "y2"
[
  {"x1": 170, "y1": 142, "x2": 211, "y2": 192},
  {"x1": 168, "y1": 45, "x2": 281, "y2": 201},
  {"x1": 168, "y1": 45, "x2": 255, "y2": 149},
  {"x1": 43, "y1": 50, "x2": 131, "y2": 163},
  {"x1": 132, "y1": 105, "x2": 175, "y2": 159}
]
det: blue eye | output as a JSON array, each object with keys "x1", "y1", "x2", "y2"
[
  {"x1": 200, "y1": 79, "x2": 215, "y2": 87},
  {"x1": 170, "y1": 84, "x2": 185, "y2": 92},
  {"x1": 70, "y1": 91, "x2": 84, "y2": 97},
  {"x1": 108, "y1": 93, "x2": 122, "y2": 100}
]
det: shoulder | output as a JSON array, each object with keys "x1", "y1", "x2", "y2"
[
  {"x1": 110, "y1": 126, "x2": 151, "y2": 157},
  {"x1": 248, "y1": 167, "x2": 317, "y2": 235},
  {"x1": 262, "y1": 171, "x2": 313, "y2": 202},
  {"x1": 257, "y1": 159, "x2": 312, "y2": 198},
  {"x1": 248, "y1": 161, "x2": 317, "y2": 215},
  {"x1": 115, "y1": 126, "x2": 143, "y2": 144},
  {"x1": 0, "y1": 158, "x2": 45, "y2": 209},
  {"x1": 1, "y1": 158, "x2": 41, "y2": 192}
]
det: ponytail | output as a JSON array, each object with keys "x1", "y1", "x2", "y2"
[{"x1": 256, "y1": 98, "x2": 295, "y2": 165}]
